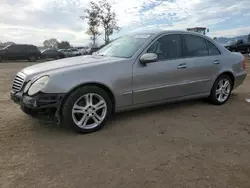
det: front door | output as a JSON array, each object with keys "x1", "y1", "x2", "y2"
[{"x1": 132, "y1": 34, "x2": 191, "y2": 104}]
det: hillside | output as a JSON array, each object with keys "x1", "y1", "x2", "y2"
[{"x1": 216, "y1": 35, "x2": 248, "y2": 46}]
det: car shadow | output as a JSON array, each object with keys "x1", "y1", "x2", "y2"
[
  {"x1": 108, "y1": 98, "x2": 206, "y2": 127},
  {"x1": 30, "y1": 93, "x2": 241, "y2": 134},
  {"x1": 29, "y1": 115, "x2": 74, "y2": 135}
]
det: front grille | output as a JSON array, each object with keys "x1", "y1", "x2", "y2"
[{"x1": 12, "y1": 72, "x2": 26, "y2": 92}]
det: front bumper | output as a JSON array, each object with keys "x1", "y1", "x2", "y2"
[{"x1": 10, "y1": 90, "x2": 65, "y2": 114}]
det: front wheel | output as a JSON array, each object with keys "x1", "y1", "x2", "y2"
[
  {"x1": 61, "y1": 86, "x2": 112, "y2": 133},
  {"x1": 209, "y1": 75, "x2": 232, "y2": 105}
]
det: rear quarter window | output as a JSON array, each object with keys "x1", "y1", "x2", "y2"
[
  {"x1": 182, "y1": 35, "x2": 209, "y2": 57},
  {"x1": 207, "y1": 41, "x2": 221, "y2": 55}
]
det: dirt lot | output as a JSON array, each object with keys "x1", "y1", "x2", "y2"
[{"x1": 1, "y1": 58, "x2": 250, "y2": 188}]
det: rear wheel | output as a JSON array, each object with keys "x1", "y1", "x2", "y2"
[
  {"x1": 61, "y1": 86, "x2": 112, "y2": 133},
  {"x1": 28, "y1": 55, "x2": 37, "y2": 62},
  {"x1": 209, "y1": 75, "x2": 232, "y2": 105}
]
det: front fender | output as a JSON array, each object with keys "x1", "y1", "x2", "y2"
[{"x1": 40, "y1": 59, "x2": 134, "y2": 108}]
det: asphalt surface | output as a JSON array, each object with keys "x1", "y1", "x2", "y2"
[{"x1": 1, "y1": 58, "x2": 250, "y2": 188}]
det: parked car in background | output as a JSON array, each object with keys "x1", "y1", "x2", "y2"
[
  {"x1": 0, "y1": 44, "x2": 41, "y2": 62},
  {"x1": 41, "y1": 49, "x2": 65, "y2": 59},
  {"x1": 86, "y1": 47, "x2": 100, "y2": 55},
  {"x1": 58, "y1": 49, "x2": 71, "y2": 57},
  {"x1": 10, "y1": 30, "x2": 247, "y2": 133},
  {"x1": 68, "y1": 48, "x2": 81, "y2": 56},
  {"x1": 225, "y1": 40, "x2": 250, "y2": 54},
  {"x1": 76, "y1": 47, "x2": 87, "y2": 55}
]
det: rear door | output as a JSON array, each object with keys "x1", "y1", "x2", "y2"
[
  {"x1": 51, "y1": 49, "x2": 57, "y2": 58},
  {"x1": 180, "y1": 34, "x2": 221, "y2": 94},
  {"x1": 45, "y1": 49, "x2": 56, "y2": 58},
  {"x1": 19, "y1": 45, "x2": 29, "y2": 60},
  {"x1": 67, "y1": 49, "x2": 73, "y2": 56}
]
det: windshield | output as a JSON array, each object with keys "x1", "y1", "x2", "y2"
[
  {"x1": 96, "y1": 34, "x2": 151, "y2": 58},
  {"x1": 2, "y1": 45, "x2": 11, "y2": 49}
]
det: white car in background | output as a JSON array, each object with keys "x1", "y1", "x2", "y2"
[
  {"x1": 58, "y1": 49, "x2": 70, "y2": 57},
  {"x1": 76, "y1": 47, "x2": 87, "y2": 55},
  {"x1": 68, "y1": 48, "x2": 81, "y2": 56}
]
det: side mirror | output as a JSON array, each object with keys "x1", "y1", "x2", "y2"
[{"x1": 140, "y1": 53, "x2": 158, "y2": 64}]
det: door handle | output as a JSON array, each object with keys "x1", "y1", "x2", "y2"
[
  {"x1": 177, "y1": 63, "x2": 187, "y2": 69},
  {"x1": 213, "y1": 60, "x2": 220, "y2": 64}
]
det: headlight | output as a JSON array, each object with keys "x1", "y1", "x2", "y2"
[
  {"x1": 24, "y1": 81, "x2": 31, "y2": 93},
  {"x1": 28, "y1": 76, "x2": 49, "y2": 96}
]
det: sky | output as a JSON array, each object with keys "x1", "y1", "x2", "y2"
[{"x1": 0, "y1": 0, "x2": 250, "y2": 46}]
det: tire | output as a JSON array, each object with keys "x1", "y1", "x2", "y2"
[
  {"x1": 61, "y1": 86, "x2": 112, "y2": 133},
  {"x1": 247, "y1": 48, "x2": 250, "y2": 54},
  {"x1": 28, "y1": 55, "x2": 37, "y2": 62},
  {"x1": 0, "y1": 56, "x2": 2, "y2": 62},
  {"x1": 209, "y1": 75, "x2": 233, "y2": 105}
]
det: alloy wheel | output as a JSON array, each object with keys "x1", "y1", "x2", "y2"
[
  {"x1": 72, "y1": 93, "x2": 107, "y2": 129},
  {"x1": 216, "y1": 79, "x2": 231, "y2": 102}
]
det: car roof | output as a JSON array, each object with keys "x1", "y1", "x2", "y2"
[
  {"x1": 11, "y1": 44, "x2": 36, "y2": 47},
  {"x1": 129, "y1": 30, "x2": 212, "y2": 40}
]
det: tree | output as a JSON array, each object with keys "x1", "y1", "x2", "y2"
[
  {"x1": 0, "y1": 41, "x2": 15, "y2": 45},
  {"x1": 80, "y1": 1, "x2": 101, "y2": 45},
  {"x1": 43, "y1": 38, "x2": 59, "y2": 49},
  {"x1": 58, "y1": 41, "x2": 71, "y2": 49},
  {"x1": 98, "y1": 0, "x2": 120, "y2": 44},
  {"x1": 248, "y1": 33, "x2": 250, "y2": 43},
  {"x1": 213, "y1": 37, "x2": 217, "y2": 40}
]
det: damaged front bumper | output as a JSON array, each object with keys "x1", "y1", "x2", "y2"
[{"x1": 10, "y1": 90, "x2": 65, "y2": 116}]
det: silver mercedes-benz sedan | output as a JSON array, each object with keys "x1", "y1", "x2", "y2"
[{"x1": 11, "y1": 30, "x2": 247, "y2": 133}]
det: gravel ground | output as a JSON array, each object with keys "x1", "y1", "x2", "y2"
[{"x1": 1, "y1": 58, "x2": 250, "y2": 188}]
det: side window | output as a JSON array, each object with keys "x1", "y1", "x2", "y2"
[
  {"x1": 20, "y1": 45, "x2": 28, "y2": 52},
  {"x1": 183, "y1": 35, "x2": 208, "y2": 57},
  {"x1": 27, "y1": 46, "x2": 35, "y2": 52},
  {"x1": 34, "y1": 47, "x2": 40, "y2": 52},
  {"x1": 147, "y1": 34, "x2": 181, "y2": 60},
  {"x1": 8, "y1": 45, "x2": 20, "y2": 53},
  {"x1": 207, "y1": 41, "x2": 220, "y2": 55}
]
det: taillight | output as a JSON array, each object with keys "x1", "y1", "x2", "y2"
[{"x1": 243, "y1": 58, "x2": 246, "y2": 70}]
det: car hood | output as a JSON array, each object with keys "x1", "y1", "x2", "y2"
[{"x1": 22, "y1": 55, "x2": 124, "y2": 76}]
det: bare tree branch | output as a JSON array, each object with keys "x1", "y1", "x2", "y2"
[{"x1": 80, "y1": 1, "x2": 101, "y2": 45}]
